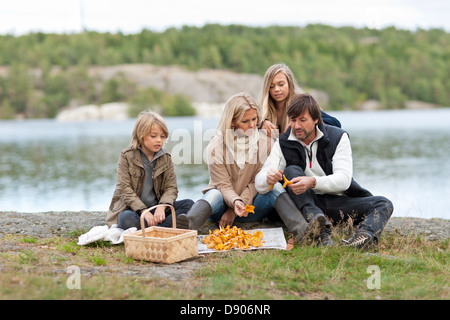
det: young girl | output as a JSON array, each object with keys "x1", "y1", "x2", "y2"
[
  {"x1": 105, "y1": 111, "x2": 193, "y2": 229},
  {"x1": 259, "y1": 63, "x2": 341, "y2": 137},
  {"x1": 176, "y1": 92, "x2": 283, "y2": 229}
]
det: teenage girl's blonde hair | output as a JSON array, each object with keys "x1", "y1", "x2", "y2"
[
  {"x1": 216, "y1": 92, "x2": 260, "y2": 143},
  {"x1": 260, "y1": 63, "x2": 297, "y2": 132},
  {"x1": 131, "y1": 111, "x2": 169, "y2": 150}
]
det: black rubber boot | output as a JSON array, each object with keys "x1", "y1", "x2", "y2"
[
  {"x1": 176, "y1": 199, "x2": 211, "y2": 230},
  {"x1": 274, "y1": 192, "x2": 310, "y2": 242}
]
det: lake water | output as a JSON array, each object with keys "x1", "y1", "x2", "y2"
[{"x1": 0, "y1": 109, "x2": 449, "y2": 219}]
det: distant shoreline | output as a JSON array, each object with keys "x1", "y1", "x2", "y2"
[{"x1": 2, "y1": 104, "x2": 449, "y2": 122}]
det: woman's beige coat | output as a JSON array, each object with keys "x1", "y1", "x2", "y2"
[{"x1": 203, "y1": 132, "x2": 273, "y2": 208}]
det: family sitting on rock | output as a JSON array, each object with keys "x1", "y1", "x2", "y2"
[{"x1": 105, "y1": 64, "x2": 394, "y2": 250}]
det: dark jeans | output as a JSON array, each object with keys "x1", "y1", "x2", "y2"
[
  {"x1": 205, "y1": 187, "x2": 282, "y2": 223},
  {"x1": 117, "y1": 199, "x2": 194, "y2": 230},
  {"x1": 284, "y1": 165, "x2": 393, "y2": 239}
]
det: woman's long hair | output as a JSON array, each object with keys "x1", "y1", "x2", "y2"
[
  {"x1": 260, "y1": 63, "x2": 297, "y2": 132},
  {"x1": 216, "y1": 92, "x2": 260, "y2": 145}
]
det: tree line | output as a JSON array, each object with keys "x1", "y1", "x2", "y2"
[{"x1": 0, "y1": 24, "x2": 448, "y2": 119}]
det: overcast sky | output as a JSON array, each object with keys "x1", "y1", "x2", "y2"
[{"x1": 1, "y1": 0, "x2": 449, "y2": 35}]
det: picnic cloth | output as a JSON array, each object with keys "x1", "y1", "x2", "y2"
[{"x1": 197, "y1": 227, "x2": 287, "y2": 253}]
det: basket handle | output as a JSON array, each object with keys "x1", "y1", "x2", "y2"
[{"x1": 139, "y1": 204, "x2": 176, "y2": 238}]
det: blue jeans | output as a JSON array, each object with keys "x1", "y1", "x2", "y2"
[{"x1": 206, "y1": 183, "x2": 285, "y2": 223}]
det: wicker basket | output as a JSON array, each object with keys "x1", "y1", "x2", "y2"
[{"x1": 123, "y1": 204, "x2": 198, "y2": 264}]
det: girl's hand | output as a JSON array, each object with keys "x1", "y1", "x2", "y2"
[
  {"x1": 260, "y1": 120, "x2": 278, "y2": 137},
  {"x1": 142, "y1": 208, "x2": 156, "y2": 227},
  {"x1": 153, "y1": 206, "x2": 166, "y2": 225}
]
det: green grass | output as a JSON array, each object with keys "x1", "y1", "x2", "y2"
[
  {"x1": 0, "y1": 231, "x2": 448, "y2": 300},
  {"x1": 197, "y1": 242, "x2": 448, "y2": 300}
]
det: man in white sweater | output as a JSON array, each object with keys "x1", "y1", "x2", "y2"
[{"x1": 255, "y1": 93, "x2": 393, "y2": 248}]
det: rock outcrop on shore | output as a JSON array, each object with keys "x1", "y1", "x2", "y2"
[
  {"x1": 54, "y1": 64, "x2": 447, "y2": 121},
  {"x1": 0, "y1": 211, "x2": 448, "y2": 241},
  {"x1": 89, "y1": 64, "x2": 264, "y2": 105},
  {"x1": 56, "y1": 102, "x2": 129, "y2": 121}
]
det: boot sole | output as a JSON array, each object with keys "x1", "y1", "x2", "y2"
[{"x1": 175, "y1": 214, "x2": 190, "y2": 229}]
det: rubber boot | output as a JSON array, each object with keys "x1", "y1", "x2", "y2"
[
  {"x1": 274, "y1": 193, "x2": 310, "y2": 242},
  {"x1": 176, "y1": 199, "x2": 211, "y2": 230}
]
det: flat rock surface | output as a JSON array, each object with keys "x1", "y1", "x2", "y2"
[{"x1": 1, "y1": 211, "x2": 448, "y2": 240}]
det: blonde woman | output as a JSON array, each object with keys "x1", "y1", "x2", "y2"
[
  {"x1": 105, "y1": 111, "x2": 193, "y2": 229},
  {"x1": 176, "y1": 92, "x2": 283, "y2": 229},
  {"x1": 259, "y1": 63, "x2": 341, "y2": 137}
]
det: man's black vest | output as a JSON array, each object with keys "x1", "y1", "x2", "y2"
[{"x1": 279, "y1": 124, "x2": 372, "y2": 197}]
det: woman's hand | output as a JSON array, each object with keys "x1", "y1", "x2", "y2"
[
  {"x1": 267, "y1": 168, "x2": 283, "y2": 186},
  {"x1": 219, "y1": 208, "x2": 236, "y2": 228},
  {"x1": 234, "y1": 200, "x2": 247, "y2": 217}
]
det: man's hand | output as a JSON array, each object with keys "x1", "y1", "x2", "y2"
[{"x1": 288, "y1": 176, "x2": 316, "y2": 195}]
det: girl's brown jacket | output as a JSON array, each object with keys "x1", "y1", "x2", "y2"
[{"x1": 105, "y1": 146, "x2": 178, "y2": 227}]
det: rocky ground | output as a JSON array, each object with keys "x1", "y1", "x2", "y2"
[
  {"x1": 1, "y1": 211, "x2": 448, "y2": 240},
  {"x1": 0, "y1": 211, "x2": 448, "y2": 282}
]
